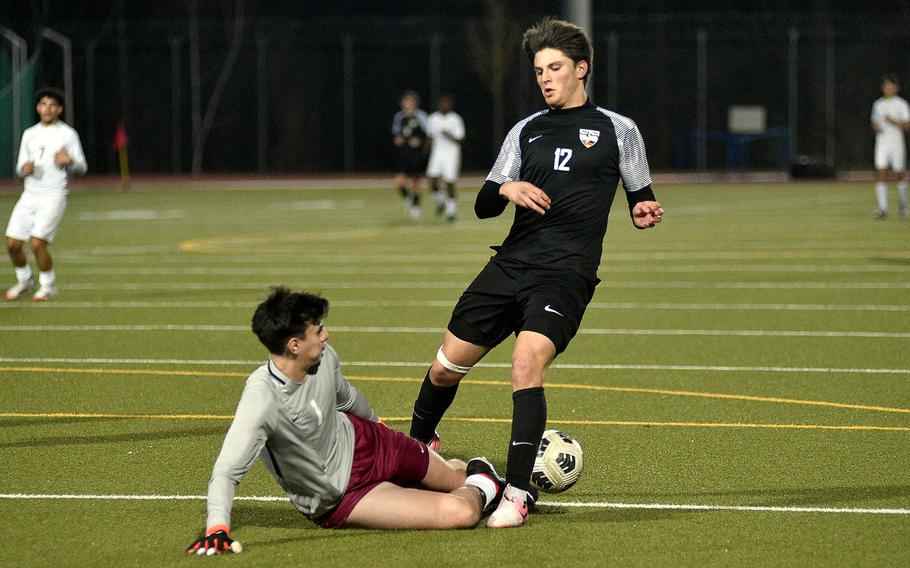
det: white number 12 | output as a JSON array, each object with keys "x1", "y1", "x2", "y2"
[{"x1": 553, "y1": 148, "x2": 572, "y2": 171}]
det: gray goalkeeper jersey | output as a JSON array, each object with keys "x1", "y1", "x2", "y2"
[{"x1": 205, "y1": 344, "x2": 378, "y2": 530}]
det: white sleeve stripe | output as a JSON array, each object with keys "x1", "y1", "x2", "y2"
[
  {"x1": 597, "y1": 106, "x2": 652, "y2": 192},
  {"x1": 486, "y1": 111, "x2": 547, "y2": 184}
]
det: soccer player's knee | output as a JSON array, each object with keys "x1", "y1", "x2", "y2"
[
  {"x1": 438, "y1": 497, "x2": 478, "y2": 529},
  {"x1": 431, "y1": 346, "x2": 471, "y2": 386},
  {"x1": 510, "y1": 354, "x2": 544, "y2": 389},
  {"x1": 6, "y1": 239, "x2": 22, "y2": 254},
  {"x1": 429, "y1": 361, "x2": 462, "y2": 386}
]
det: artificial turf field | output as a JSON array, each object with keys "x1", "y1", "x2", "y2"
[{"x1": 0, "y1": 180, "x2": 907, "y2": 567}]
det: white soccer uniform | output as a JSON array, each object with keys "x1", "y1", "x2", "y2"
[
  {"x1": 871, "y1": 95, "x2": 910, "y2": 171},
  {"x1": 426, "y1": 111, "x2": 465, "y2": 183},
  {"x1": 6, "y1": 121, "x2": 87, "y2": 242}
]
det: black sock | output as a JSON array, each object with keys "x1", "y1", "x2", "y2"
[
  {"x1": 446, "y1": 183, "x2": 456, "y2": 198},
  {"x1": 409, "y1": 370, "x2": 459, "y2": 443},
  {"x1": 412, "y1": 193, "x2": 421, "y2": 206},
  {"x1": 506, "y1": 387, "x2": 546, "y2": 491},
  {"x1": 398, "y1": 186, "x2": 408, "y2": 198}
]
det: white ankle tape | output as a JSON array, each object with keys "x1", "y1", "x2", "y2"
[{"x1": 436, "y1": 347, "x2": 472, "y2": 375}]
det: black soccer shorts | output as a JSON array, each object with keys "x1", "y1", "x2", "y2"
[{"x1": 447, "y1": 258, "x2": 598, "y2": 355}]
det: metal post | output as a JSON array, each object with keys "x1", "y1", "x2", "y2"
[
  {"x1": 787, "y1": 27, "x2": 799, "y2": 162},
  {"x1": 2, "y1": 27, "x2": 27, "y2": 165},
  {"x1": 563, "y1": 0, "x2": 593, "y2": 99},
  {"x1": 256, "y1": 33, "x2": 268, "y2": 172},
  {"x1": 170, "y1": 37, "x2": 182, "y2": 173},
  {"x1": 430, "y1": 33, "x2": 441, "y2": 109},
  {"x1": 343, "y1": 34, "x2": 354, "y2": 172},
  {"x1": 696, "y1": 29, "x2": 707, "y2": 171},
  {"x1": 40, "y1": 29, "x2": 73, "y2": 123},
  {"x1": 607, "y1": 32, "x2": 618, "y2": 109},
  {"x1": 117, "y1": 0, "x2": 129, "y2": 126},
  {"x1": 85, "y1": 40, "x2": 96, "y2": 167},
  {"x1": 825, "y1": 27, "x2": 835, "y2": 167}
]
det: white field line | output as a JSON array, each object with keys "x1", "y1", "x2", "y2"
[
  {"x1": 0, "y1": 493, "x2": 906, "y2": 515},
  {"x1": 56, "y1": 281, "x2": 910, "y2": 290},
  {"x1": 1, "y1": 324, "x2": 907, "y2": 338},
  {"x1": 1, "y1": 300, "x2": 908, "y2": 312},
  {"x1": 60, "y1": 264, "x2": 910, "y2": 275},
  {"x1": 0, "y1": 357, "x2": 907, "y2": 375},
  {"x1": 61, "y1": 251, "x2": 910, "y2": 263}
]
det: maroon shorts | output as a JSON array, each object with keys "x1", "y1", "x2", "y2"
[{"x1": 313, "y1": 414, "x2": 430, "y2": 528}]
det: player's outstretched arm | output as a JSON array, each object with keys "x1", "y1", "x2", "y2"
[
  {"x1": 186, "y1": 525, "x2": 241, "y2": 556},
  {"x1": 631, "y1": 200, "x2": 663, "y2": 229}
]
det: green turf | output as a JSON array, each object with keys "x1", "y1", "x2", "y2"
[{"x1": 0, "y1": 181, "x2": 908, "y2": 567}]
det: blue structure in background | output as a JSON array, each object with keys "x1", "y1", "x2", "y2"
[{"x1": 676, "y1": 127, "x2": 790, "y2": 170}]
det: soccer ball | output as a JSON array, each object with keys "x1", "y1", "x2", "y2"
[{"x1": 530, "y1": 429, "x2": 584, "y2": 493}]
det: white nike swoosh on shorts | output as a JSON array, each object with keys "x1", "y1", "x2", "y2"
[{"x1": 544, "y1": 304, "x2": 564, "y2": 317}]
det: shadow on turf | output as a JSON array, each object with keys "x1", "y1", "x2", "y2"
[{"x1": 0, "y1": 423, "x2": 225, "y2": 448}]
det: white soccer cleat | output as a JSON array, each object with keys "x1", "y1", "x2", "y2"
[
  {"x1": 486, "y1": 484, "x2": 530, "y2": 528},
  {"x1": 31, "y1": 285, "x2": 59, "y2": 302},
  {"x1": 3, "y1": 278, "x2": 34, "y2": 301}
]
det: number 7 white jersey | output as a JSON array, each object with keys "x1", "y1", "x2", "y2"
[{"x1": 16, "y1": 121, "x2": 87, "y2": 195}]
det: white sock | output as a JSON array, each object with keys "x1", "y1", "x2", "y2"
[
  {"x1": 898, "y1": 180, "x2": 908, "y2": 209},
  {"x1": 875, "y1": 182, "x2": 888, "y2": 211},
  {"x1": 39, "y1": 269, "x2": 56, "y2": 288},
  {"x1": 464, "y1": 473, "x2": 497, "y2": 508},
  {"x1": 15, "y1": 265, "x2": 33, "y2": 283},
  {"x1": 445, "y1": 198, "x2": 457, "y2": 217},
  {"x1": 432, "y1": 190, "x2": 445, "y2": 205}
]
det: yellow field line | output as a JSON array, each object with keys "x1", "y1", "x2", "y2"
[
  {"x1": 3, "y1": 366, "x2": 909, "y2": 416},
  {"x1": 0, "y1": 411, "x2": 907, "y2": 432},
  {"x1": 352, "y1": 375, "x2": 910, "y2": 415}
]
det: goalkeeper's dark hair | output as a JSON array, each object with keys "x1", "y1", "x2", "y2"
[
  {"x1": 35, "y1": 87, "x2": 65, "y2": 106},
  {"x1": 251, "y1": 287, "x2": 329, "y2": 355},
  {"x1": 882, "y1": 73, "x2": 900, "y2": 86},
  {"x1": 522, "y1": 17, "x2": 593, "y2": 84}
]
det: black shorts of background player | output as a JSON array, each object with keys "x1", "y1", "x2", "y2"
[
  {"x1": 408, "y1": 17, "x2": 664, "y2": 529},
  {"x1": 391, "y1": 91, "x2": 429, "y2": 219}
]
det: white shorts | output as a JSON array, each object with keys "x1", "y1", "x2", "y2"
[
  {"x1": 875, "y1": 141, "x2": 906, "y2": 171},
  {"x1": 5, "y1": 190, "x2": 68, "y2": 243},
  {"x1": 426, "y1": 148, "x2": 461, "y2": 184}
]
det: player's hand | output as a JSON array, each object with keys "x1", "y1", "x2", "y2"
[
  {"x1": 499, "y1": 181, "x2": 551, "y2": 215},
  {"x1": 54, "y1": 149, "x2": 72, "y2": 166},
  {"x1": 632, "y1": 200, "x2": 663, "y2": 229},
  {"x1": 407, "y1": 137, "x2": 422, "y2": 149},
  {"x1": 393, "y1": 135, "x2": 405, "y2": 147},
  {"x1": 186, "y1": 526, "x2": 235, "y2": 556},
  {"x1": 21, "y1": 161, "x2": 35, "y2": 176}
]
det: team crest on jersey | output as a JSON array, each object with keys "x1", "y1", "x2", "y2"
[{"x1": 579, "y1": 128, "x2": 600, "y2": 148}]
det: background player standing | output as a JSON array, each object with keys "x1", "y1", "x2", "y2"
[
  {"x1": 187, "y1": 288, "x2": 506, "y2": 555},
  {"x1": 426, "y1": 93, "x2": 465, "y2": 222},
  {"x1": 870, "y1": 74, "x2": 910, "y2": 219},
  {"x1": 4, "y1": 88, "x2": 86, "y2": 302},
  {"x1": 408, "y1": 18, "x2": 663, "y2": 529},
  {"x1": 391, "y1": 91, "x2": 429, "y2": 219}
]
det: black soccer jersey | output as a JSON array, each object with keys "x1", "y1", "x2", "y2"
[{"x1": 479, "y1": 101, "x2": 653, "y2": 278}]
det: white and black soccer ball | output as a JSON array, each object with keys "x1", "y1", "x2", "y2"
[{"x1": 530, "y1": 429, "x2": 584, "y2": 494}]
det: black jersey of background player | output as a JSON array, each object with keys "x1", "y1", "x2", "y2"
[
  {"x1": 392, "y1": 110, "x2": 429, "y2": 142},
  {"x1": 484, "y1": 101, "x2": 653, "y2": 278}
]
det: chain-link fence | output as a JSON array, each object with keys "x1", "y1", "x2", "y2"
[{"x1": 3, "y1": 13, "x2": 910, "y2": 176}]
